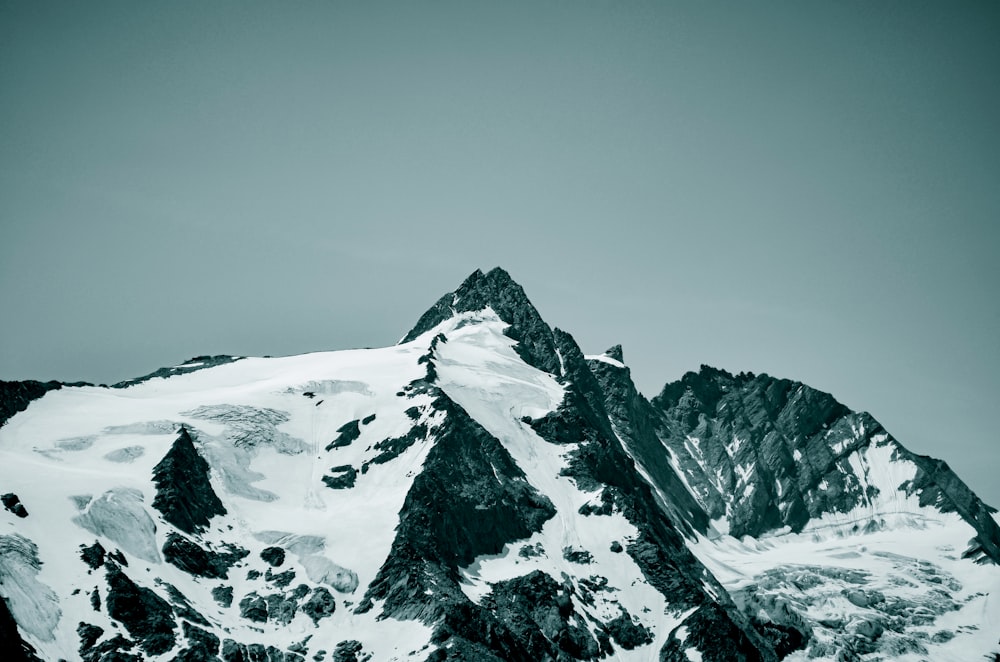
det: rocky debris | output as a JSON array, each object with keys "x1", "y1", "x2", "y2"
[
  {"x1": 326, "y1": 419, "x2": 362, "y2": 450},
  {"x1": 609, "y1": 541, "x2": 623, "y2": 553},
  {"x1": 111, "y1": 355, "x2": 243, "y2": 388},
  {"x1": 604, "y1": 608, "x2": 653, "y2": 649},
  {"x1": 221, "y1": 638, "x2": 306, "y2": 662},
  {"x1": 72, "y1": 488, "x2": 161, "y2": 564},
  {"x1": 260, "y1": 546, "x2": 285, "y2": 567},
  {"x1": 561, "y1": 547, "x2": 593, "y2": 564},
  {"x1": 162, "y1": 532, "x2": 247, "y2": 579},
  {"x1": 104, "y1": 562, "x2": 176, "y2": 655},
  {"x1": 266, "y1": 568, "x2": 296, "y2": 588},
  {"x1": 332, "y1": 639, "x2": 368, "y2": 662},
  {"x1": 322, "y1": 465, "x2": 358, "y2": 489},
  {"x1": 212, "y1": 585, "x2": 234, "y2": 608},
  {"x1": 518, "y1": 542, "x2": 545, "y2": 559},
  {"x1": 0, "y1": 379, "x2": 63, "y2": 428},
  {"x1": 238, "y1": 586, "x2": 313, "y2": 626},
  {"x1": 301, "y1": 587, "x2": 336, "y2": 625},
  {"x1": 151, "y1": 427, "x2": 227, "y2": 535},
  {"x1": 239, "y1": 594, "x2": 269, "y2": 623},
  {"x1": 577, "y1": 489, "x2": 615, "y2": 516},
  {"x1": 89, "y1": 586, "x2": 101, "y2": 611},
  {"x1": 1, "y1": 493, "x2": 28, "y2": 518}
]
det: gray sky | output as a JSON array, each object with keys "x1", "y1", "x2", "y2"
[{"x1": 2, "y1": 1, "x2": 998, "y2": 507}]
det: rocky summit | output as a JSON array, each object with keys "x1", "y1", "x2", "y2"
[{"x1": 1, "y1": 267, "x2": 998, "y2": 662}]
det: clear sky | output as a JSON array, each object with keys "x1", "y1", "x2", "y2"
[{"x1": 2, "y1": 2, "x2": 998, "y2": 507}]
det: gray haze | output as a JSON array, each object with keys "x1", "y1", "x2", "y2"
[{"x1": 2, "y1": 2, "x2": 998, "y2": 507}]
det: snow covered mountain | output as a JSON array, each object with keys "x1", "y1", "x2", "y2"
[{"x1": 1, "y1": 267, "x2": 997, "y2": 662}]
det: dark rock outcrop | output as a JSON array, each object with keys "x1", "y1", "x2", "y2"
[
  {"x1": 1, "y1": 493, "x2": 28, "y2": 518},
  {"x1": 326, "y1": 419, "x2": 362, "y2": 450},
  {"x1": 162, "y1": 532, "x2": 247, "y2": 579},
  {"x1": 260, "y1": 546, "x2": 285, "y2": 567},
  {"x1": 104, "y1": 563, "x2": 176, "y2": 655},
  {"x1": 151, "y1": 427, "x2": 227, "y2": 535}
]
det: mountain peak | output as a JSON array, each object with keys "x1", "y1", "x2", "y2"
[
  {"x1": 401, "y1": 267, "x2": 562, "y2": 374},
  {"x1": 600, "y1": 344, "x2": 622, "y2": 363}
]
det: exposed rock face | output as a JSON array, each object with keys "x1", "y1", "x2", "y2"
[
  {"x1": 360, "y1": 390, "x2": 557, "y2": 624},
  {"x1": 104, "y1": 563, "x2": 176, "y2": 655},
  {"x1": 649, "y1": 366, "x2": 1000, "y2": 562},
  {"x1": 151, "y1": 427, "x2": 227, "y2": 535}
]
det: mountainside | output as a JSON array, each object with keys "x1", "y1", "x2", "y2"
[{"x1": 1, "y1": 268, "x2": 998, "y2": 662}]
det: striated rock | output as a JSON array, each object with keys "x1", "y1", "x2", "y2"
[{"x1": 650, "y1": 366, "x2": 1000, "y2": 563}]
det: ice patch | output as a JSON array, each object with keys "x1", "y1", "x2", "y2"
[
  {"x1": 103, "y1": 420, "x2": 179, "y2": 435},
  {"x1": 0, "y1": 535, "x2": 61, "y2": 642},
  {"x1": 71, "y1": 488, "x2": 160, "y2": 564},
  {"x1": 103, "y1": 446, "x2": 146, "y2": 463}
]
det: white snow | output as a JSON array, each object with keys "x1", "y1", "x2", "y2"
[
  {"x1": 585, "y1": 354, "x2": 625, "y2": 369},
  {"x1": 0, "y1": 336, "x2": 441, "y2": 661}
]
